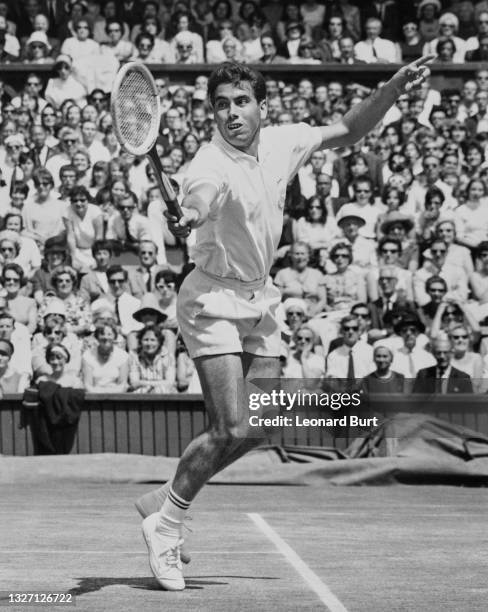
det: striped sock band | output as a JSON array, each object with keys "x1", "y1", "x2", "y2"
[
  {"x1": 158, "y1": 487, "x2": 191, "y2": 532},
  {"x1": 168, "y1": 487, "x2": 191, "y2": 511}
]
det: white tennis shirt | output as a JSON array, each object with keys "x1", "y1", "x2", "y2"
[{"x1": 183, "y1": 122, "x2": 323, "y2": 284}]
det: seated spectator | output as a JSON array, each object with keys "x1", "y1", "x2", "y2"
[
  {"x1": 380, "y1": 212, "x2": 418, "y2": 272},
  {"x1": 131, "y1": 31, "x2": 158, "y2": 63},
  {"x1": 63, "y1": 185, "x2": 104, "y2": 272},
  {"x1": 38, "y1": 266, "x2": 92, "y2": 337},
  {"x1": 60, "y1": 17, "x2": 100, "y2": 63},
  {"x1": 28, "y1": 13, "x2": 60, "y2": 57},
  {"x1": 22, "y1": 168, "x2": 67, "y2": 245},
  {"x1": 106, "y1": 191, "x2": 152, "y2": 261},
  {"x1": 413, "y1": 335, "x2": 473, "y2": 393},
  {"x1": 334, "y1": 206, "x2": 377, "y2": 271},
  {"x1": 465, "y1": 9, "x2": 488, "y2": 54},
  {"x1": 282, "y1": 324, "x2": 325, "y2": 379},
  {"x1": 292, "y1": 195, "x2": 338, "y2": 254},
  {"x1": 1, "y1": 263, "x2": 36, "y2": 334},
  {"x1": 419, "y1": 0, "x2": 441, "y2": 41},
  {"x1": 31, "y1": 308, "x2": 81, "y2": 377},
  {"x1": 277, "y1": 21, "x2": 305, "y2": 61},
  {"x1": 391, "y1": 312, "x2": 436, "y2": 385},
  {"x1": 324, "y1": 242, "x2": 367, "y2": 314},
  {"x1": 0, "y1": 302, "x2": 31, "y2": 384},
  {"x1": 336, "y1": 35, "x2": 365, "y2": 65},
  {"x1": 467, "y1": 33, "x2": 488, "y2": 60},
  {"x1": 276, "y1": 3, "x2": 303, "y2": 44},
  {"x1": 414, "y1": 238, "x2": 469, "y2": 306},
  {"x1": 129, "y1": 324, "x2": 176, "y2": 393},
  {"x1": 1, "y1": 212, "x2": 41, "y2": 279},
  {"x1": 81, "y1": 121, "x2": 110, "y2": 164},
  {"x1": 81, "y1": 321, "x2": 129, "y2": 392},
  {"x1": 44, "y1": 54, "x2": 87, "y2": 109},
  {"x1": 325, "y1": 314, "x2": 374, "y2": 389},
  {"x1": 435, "y1": 37, "x2": 458, "y2": 63},
  {"x1": 430, "y1": 295, "x2": 480, "y2": 340},
  {"x1": 369, "y1": 265, "x2": 416, "y2": 331},
  {"x1": 91, "y1": 264, "x2": 141, "y2": 337},
  {"x1": 139, "y1": 15, "x2": 173, "y2": 62},
  {"x1": 78, "y1": 239, "x2": 113, "y2": 303},
  {"x1": 454, "y1": 178, "x2": 488, "y2": 248},
  {"x1": 0, "y1": 14, "x2": 19, "y2": 58},
  {"x1": 207, "y1": 20, "x2": 240, "y2": 63},
  {"x1": 433, "y1": 219, "x2": 474, "y2": 276},
  {"x1": 259, "y1": 33, "x2": 288, "y2": 64},
  {"x1": 446, "y1": 324, "x2": 483, "y2": 391},
  {"x1": 23, "y1": 31, "x2": 54, "y2": 64},
  {"x1": 281, "y1": 297, "x2": 309, "y2": 346},
  {"x1": 354, "y1": 17, "x2": 399, "y2": 63},
  {"x1": 0, "y1": 338, "x2": 28, "y2": 394},
  {"x1": 274, "y1": 241, "x2": 327, "y2": 317},
  {"x1": 470, "y1": 240, "x2": 488, "y2": 306},
  {"x1": 36, "y1": 343, "x2": 83, "y2": 388},
  {"x1": 126, "y1": 241, "x2": 165, "y2": 299},
  {"x1": 170, "y1": 12, "x2": 204, "y2": 63},
  {"x1": 151, "y1": 269, "x2": 179, "y2": 332},
  {"x1": 360, "y1": 345, "x2": 405, "y2": 394},
  {"x1": 400, "y1": 21, "x2": 425, "y2": 63},
  {"x1": 423, "y1": 12, "x2": 467, "y2": 62},
  {"x1": 102, "y1": 18, "x2": 134, "y2": 61}
]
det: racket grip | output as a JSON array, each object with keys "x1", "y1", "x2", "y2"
[{"x1": 147, "y1": 148, "x2": 184, "y2": 220}]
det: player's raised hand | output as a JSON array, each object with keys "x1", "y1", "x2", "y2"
[
  {"x1": 164, "y1": 207, "x2": 199, "y2": 238},
  {"x1": 393, "y1": 54, "x2": 436, "y2": 94}
]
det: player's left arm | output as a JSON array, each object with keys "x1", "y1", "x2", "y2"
[{"x1": 319, "y1": 55, "x2": 435, "y2": 150}]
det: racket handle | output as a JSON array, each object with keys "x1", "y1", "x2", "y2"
[{"x1": 147, "y1": 147, "x2": 184, "y2": 220}]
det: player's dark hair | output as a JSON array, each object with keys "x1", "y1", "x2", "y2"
[{"x1": 208, "y1": 62, "x2": 266, "y2": 105}]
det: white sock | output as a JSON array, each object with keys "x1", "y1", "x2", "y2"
[{"x1": 157, "y1": 487, "x2": 191, "y2": 538}]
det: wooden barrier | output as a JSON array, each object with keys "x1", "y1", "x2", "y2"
[{"x1": 1, "y1": 393, "x2": 487, "y2": 457}]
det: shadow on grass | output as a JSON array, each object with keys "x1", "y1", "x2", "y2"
[{"x1": 69, "y1": 575, "x2": 279, "y2": 595}]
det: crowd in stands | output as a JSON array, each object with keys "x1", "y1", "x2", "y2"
[{"x1": 1, "y1": 0, "x2": 488, "y2": 396}]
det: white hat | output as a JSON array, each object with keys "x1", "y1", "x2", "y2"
[
  {"x1": 175, "y1": 31, "x2": 193, "y2": 46},
  {"x1": 336, "y1": 204, "x2": 366, "y2": 227},
  {"x1": 43, "y1": 299, "x2": 67, "y2": 318},
  {"x1": 26, "y1": 31, "x2": 51, "y2": 49},
  {"x1": 4, "y1": 133, "x2": 25, "y2": 148},
  {"x1": 283, "y1": 298, "x2": 308, "y2": 315}
]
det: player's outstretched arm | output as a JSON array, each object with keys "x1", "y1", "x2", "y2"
[
  {"x1": 164, "y1": 182, "x2": 218, "y2": 238},
  {"x1": 318, "y1": 54, "x2": 436, "y2": 150}
]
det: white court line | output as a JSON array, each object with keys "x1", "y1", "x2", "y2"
[
  {"x1": 0, "y1": 550, "x2": 281, "y2": 555},
  {"x1": 248, "y1": 513, "x2": 348, "y2": 612}
]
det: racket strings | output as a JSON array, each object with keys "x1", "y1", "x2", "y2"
[{"x1": 115, "y1": 71, "x2": 158, "y2": 149}]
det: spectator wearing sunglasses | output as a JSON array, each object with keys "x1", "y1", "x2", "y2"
[
  {"x1": 414, "y1": 238, "x2": 468, "y2": 307},
  {"x1": 91, "y1": 265, "x2": 142, "y2": 337},
  {"x1": 101, "y1": 17, "x2": 134, "y2": 61},
  {"x1": 282, "y1": 324, "x2": 325, "y2": 379},
  {"x1": 22, "y1": 168, "x2": 66, "y2": 246},
  {"x1": 44, "y1": 54, "x2": 87, "y2": 110},
  {"x1": 325, "y1": 314, "x2": 374, "y2": 388}
]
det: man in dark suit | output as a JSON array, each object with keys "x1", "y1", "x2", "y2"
[
  {"x1": 126, "y1": 240, "x2": 166, "y2": 299},
  {"x1": 413, "y1": 337, "x2": 473, "y2": 394},
  {"x1": 335, "y1": 36, "x2": 367, "y2": 65},
  {"x1": 370, "y1": 265, "x2": 417, "y2": 330}
]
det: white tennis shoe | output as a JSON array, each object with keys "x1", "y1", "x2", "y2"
[
  {"x1": 142, "y1": 512, "x2": 185, "y2": 591},
  {"x1": 136, "y1": 487, "x2": 192, "y2": 565}
]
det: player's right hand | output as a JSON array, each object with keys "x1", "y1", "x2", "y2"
[{"x1": 164, "y1": 208, "x2": 200, "y2": 238}]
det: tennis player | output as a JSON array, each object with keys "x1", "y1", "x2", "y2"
[{"x1": 140, "y1": 57, "x2": 434, "y2": 591}]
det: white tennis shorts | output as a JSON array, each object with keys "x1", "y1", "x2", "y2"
[{"x1": 177, "y1": 267, "x2": 282, "y2": 359}]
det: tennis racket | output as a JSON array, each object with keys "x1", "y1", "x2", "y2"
[{"x1": 111, "y1": 61, "x2": 183, "y2": 220}]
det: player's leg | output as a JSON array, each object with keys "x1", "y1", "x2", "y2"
[
  {"x1": 142, "y1": 351, "x2": 264, "y2": 590},
  {"x1": 136, "y1": 353, "x2": 280, "y2": 520}
]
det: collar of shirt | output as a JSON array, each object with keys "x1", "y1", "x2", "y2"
[
  {"x1": 437, "y1": 365, "x2": 451, "y2": 379},
  {"x1": 212, "y1": 129, "x2": 271, "y2": 165}
]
